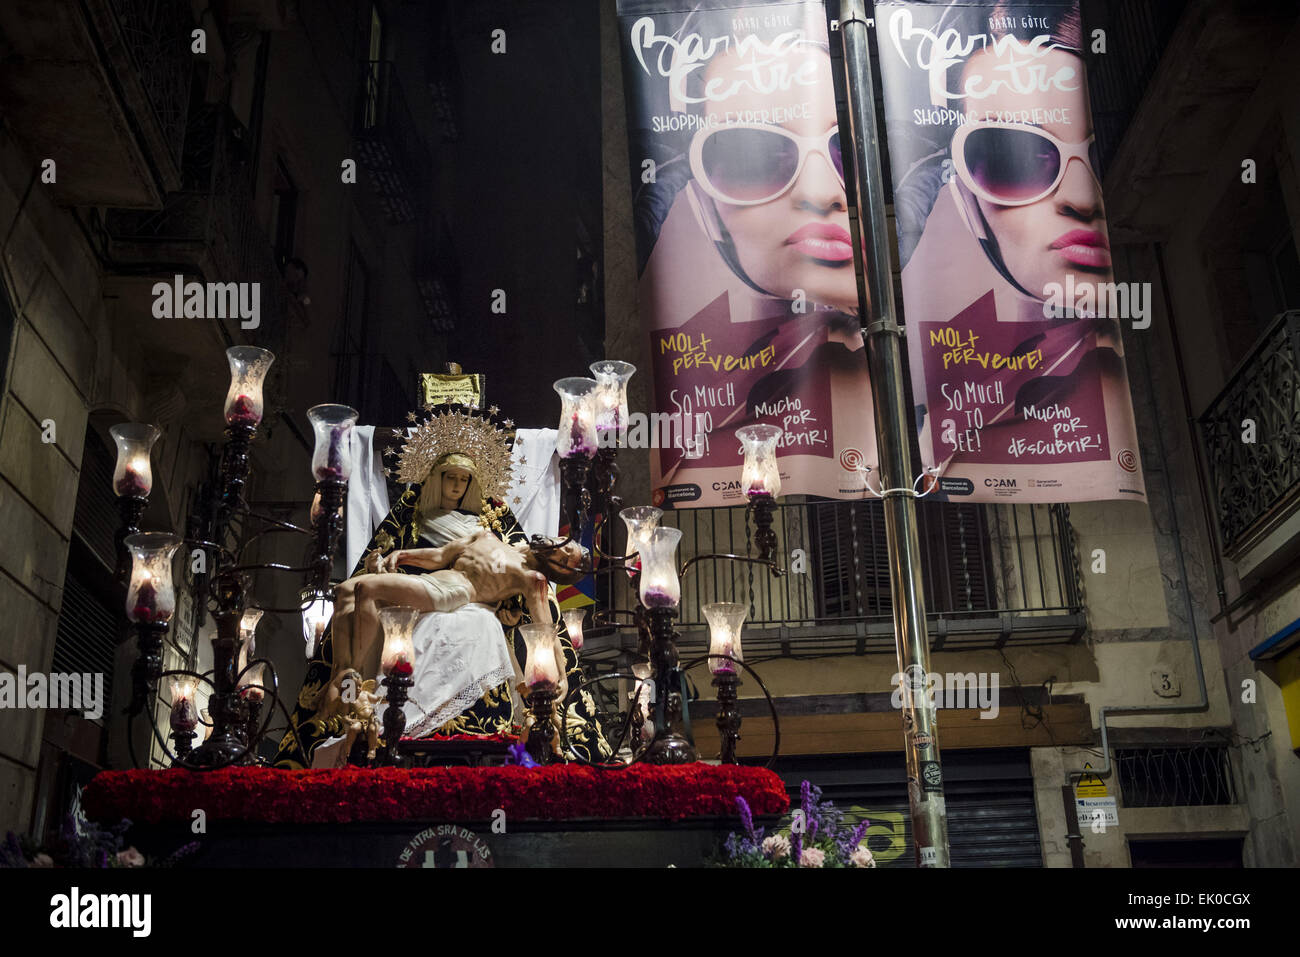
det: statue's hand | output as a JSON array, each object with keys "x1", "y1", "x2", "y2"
[{"x1": 363, "y1": 550, "x2": 386, "y2": 574}]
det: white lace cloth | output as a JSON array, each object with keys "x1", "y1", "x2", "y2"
[{"x1": 382, "y1": 600, "x2": 516, "y2": 738}]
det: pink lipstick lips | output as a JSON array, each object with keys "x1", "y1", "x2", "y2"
[
  {"x1": 786, "y1": 222, "x2": 854, "y2": 261},
  {"x1": 1051, "y1": 228, "x2": 1111, "y2": 269}
]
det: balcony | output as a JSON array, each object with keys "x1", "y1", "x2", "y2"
[
  {"x1": 0, "y1": 0, "x2": 191, "y2": 207},
  {"x1": 1200, "y1": 310, "x2": 1300, "y2": 576},
  {"x1": 604, "y1": 499, "x2": 1086, "y2": 658},
  {"x1": 97, "y1": 106, "x2": 304, "y2": 351},
  {"x1": 354, "y1": 61, "x2": 432, "y2": 224},
  {"x1": 413, "y1": 214, "x2": 460, "y2": 333}
]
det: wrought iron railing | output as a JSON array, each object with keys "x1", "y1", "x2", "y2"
[
  {"x1": 354, "y1": 61, "x2": 432, "y2": 224},
  {"x1": 1199, "y1": 310, "x2": 1300, "y2": 552},
  {"x1": 603, "y1": 499, "x2": 1085, "y2": 656},
  {"x1": 1115, "y1": 746, "x2": 1237, "y2": 807},
  {"x1": 100, "y1": 0, "x2": 193, "y2": 177}
]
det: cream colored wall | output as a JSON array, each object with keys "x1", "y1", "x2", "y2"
[{"x1": 1070, "y1": 501, "x2": 1170, "y2": 632}]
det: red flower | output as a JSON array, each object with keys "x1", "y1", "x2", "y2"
[{"x1": 82, "y1": 765, "x2": 789, "y2": 825}]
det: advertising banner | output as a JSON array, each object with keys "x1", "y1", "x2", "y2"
[
  {"x1": 615, "y1": 0, "x2": 879, "y2": 508},
  {"x1": 875, "y1": 0, "x2": 1146, "y2": 503}
]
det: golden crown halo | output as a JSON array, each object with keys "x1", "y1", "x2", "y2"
[{"x1": 386, "y1": 402, "x2": 515, "y2": 500}]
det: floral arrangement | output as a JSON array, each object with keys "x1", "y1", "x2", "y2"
[
  {"x1": 717, "y1": 780, "x2": 876, "y2": 868},
  {"x1": 83, "y1": 764, "x2": 790, "y2": 825},
  {"x1": 0, "y1": 810, "x2": 198, "y2": 869}
]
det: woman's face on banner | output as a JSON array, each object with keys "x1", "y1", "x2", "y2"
[
  {"x1": 698, "y1": 50, "x2": 858, "y2": 313},
  {"x1": 957, "y1": 45, "x2": 1112, "y2": 303}
]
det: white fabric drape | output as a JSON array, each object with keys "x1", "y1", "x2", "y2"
[
  {"x1": 345, "y1": 426, "x2": 391, "y2": 575},
  {"x1": 506, "y1": 428, "x2": 560, "y2": 538}
]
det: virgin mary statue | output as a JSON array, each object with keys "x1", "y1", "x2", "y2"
[{"x1": 274, "y1": 404, "x2": 607, "y2": 767}]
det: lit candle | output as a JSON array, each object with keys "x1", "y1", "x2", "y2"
[
  {"x1": 379, "y1": 606, "x2": 420, "y2": 678},
  {"x1": 226, "y1": 393, "x2": 260, "y2": 428},
  {"x1": 519, "y1": 623, "x2": 562, "y2": 693},
  {"x1": 561, "y1": 607, "x2": 586, "y2": 652},
  {"x1": 116, "y1": 456, "x2": 151, "y2": 497},
  {"x1": 308, "y1": 404, "x2": 358, "y2": 482},
  {"x1": 637, "y1": 526, "x2": 682, "y2": 609},
  {"x1": 110, "y1": 423, "x2": 160, "y2": 498},
  {"x1": 125, "y1": 533, "x2": 181, "y2": 624},
  {"x1": 590, "y1": 360, "x2": 635, "y2": 444},
  {"x1": 239, "y1": 662, "x2": 266, "y2": 703},
  {"x1": 620, "y1": 506, "x2": 661, "y2": 580},
  {"x1": 553, "y1": 377, "x2": 598, "y2": 459},
  {"x1": 223, "y1": 346, "x2": 274, "y2": 429},
  {"x1": 736, "y1": 424, "x2": 783, "y2": 498},
  {"x1": 704, "y1": 602, "x2": 747, "y2": 675},
  {"x1": 169, "y1": 678, "x2": 198, "y2": 733}
]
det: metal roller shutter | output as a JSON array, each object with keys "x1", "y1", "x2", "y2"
[{"x1": 773, "y1": 748, "x2": 1043, "y2": 867}]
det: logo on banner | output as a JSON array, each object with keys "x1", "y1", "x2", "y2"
[{"x1": 1116, "y1": 449, "x2": 1138, "y2": 472}]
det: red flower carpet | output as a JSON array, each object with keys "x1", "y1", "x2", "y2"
[{"x1": 82, "y1": 764, "x2": 790, "y2": 825}]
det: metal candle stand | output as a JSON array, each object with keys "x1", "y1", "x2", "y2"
[
  {"x1": 523, "y1": 686, "x2": 561, "y2": 765},
  {"x1": 128, "y1": 621, "x2": 168, "y2": 718},
  {"x1": 748, "y1": 492, "x2": 778, "y2": 564},
  {"x1": 115, "y1": 495, "x2": 148, "y2": 583},
  {"x1": 643, "y1": 605, "x2": 698, "y2": 764},
  {"x1": 380, "y1": 672, "x2": 414, "y2": 766},
  {"x1": 712, "y1": 670, "x2": 742, "y2": 764},
  {"x1": 170, "y1": 728, "x2": 197, "y2": 759}
]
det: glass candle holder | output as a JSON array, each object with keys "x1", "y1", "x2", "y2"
[
  {"x1": 307, "y1": 404, "x2": 359, "y2": 482},
  {"x1": 379, "y1": 606, "x2": 420, "y2": 677},
  {"x1": 619, "y1": 505, "x2": 661, "y2": 580},
  {"x1": 589, "y1": 360, "x2": 635, "y2": 445},
  {"x1": 703, "y1": 602, "x2": 747, "y2": 675},
  {"x1": 519, "y1": 622, "x2": 562, "y2": 692},
  {"x1": 553, "y1": 377, "x2": 599, "y2": 459},
  {"x1": 168, "y1": 677, "x2": 198, "y2": 733},
  {"x1": 223, "y1": 346, "x2": 275, "y2": 429},
  {"x1": 560, "y1": 607, "x2": 586, "y2": 652},
  {"x1": 238, "y1": 607, "x2": 263, "y2": 645},
  {"x1": 237, "y1": 607, "x2": 263, "y2": 673},
  {"x1": 124, "y1": 533, "x2": 182, "y2": 624},
  {"x1": 238, "y1": 661, "x2": 266, "y2": 703},
  {"x1": 301, "y1": 591, "x2": 333, "y2": 656},
  {"x1": 736, "y1": 424, "x2": 783, "y2": 498},
  {"x1": 638, "y1": 526, "x2": 683, "y2": 609},
  {"x1": 109, "y1": 423, "x2": 161, "y2": 498}
]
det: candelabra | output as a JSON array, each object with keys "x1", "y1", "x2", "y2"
[{"x1": 113, "y1": 345, "x2": 357, "y2": 771}]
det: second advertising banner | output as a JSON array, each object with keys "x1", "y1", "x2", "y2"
[{"x1": 875, "y1": 0, "x2": 1147, "y2": 503}]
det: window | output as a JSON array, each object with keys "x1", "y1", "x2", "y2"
[
  {"x1": 809, "y1": 499, "x2": 996, "y2": 618},
  {"x1": 269, "y1": 157, "x2": 298, "y2": 269},
  {"x1": 333, "y1": 243, "x2": 370, "y2": 411},
  {"x1": 1115, "y1": 746, "x2": 1237, "y2": 807}
]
